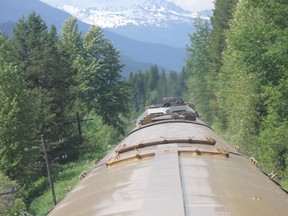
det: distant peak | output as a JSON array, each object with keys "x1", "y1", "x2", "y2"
[
  {"x1": 57, "y1": 0, "x2": 210, "y2": 29},
  {"x1": 138, "y1": 0, "x2": 188, "y2": 12}
]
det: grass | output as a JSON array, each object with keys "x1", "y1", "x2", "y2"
[
  {"x1": 29, "y1": 159, "x2": 94, "y2": 216},
  {"x1": 279, "y1": 179, "x2": 288, "y2": 191}
]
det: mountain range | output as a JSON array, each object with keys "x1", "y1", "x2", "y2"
[
  {"x1": 57, "y1": 0, "x2": 211, "y2": 48},
  {"x1": 0, "y1": 0, "x2": 212, "y2": 73}
]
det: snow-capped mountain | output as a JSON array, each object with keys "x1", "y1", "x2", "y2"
[
  {"x1": 58, "y1": 0, "x2": 208, "y2": 28},
  {"x1": 57, "y1": 0, "x2": 211, "y2": 47}
]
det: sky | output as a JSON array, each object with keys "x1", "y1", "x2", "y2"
[{"x1": 40, "y1": 0, "x2": 214, "y2": 12}]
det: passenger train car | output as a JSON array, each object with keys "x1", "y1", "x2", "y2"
[{"x1": 48, "y1": 98, "x2": 288, "y2": 216}]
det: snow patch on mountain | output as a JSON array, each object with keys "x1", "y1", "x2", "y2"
[{"x1": 57, "y1": 0, "x2": 210, "y2": 28}]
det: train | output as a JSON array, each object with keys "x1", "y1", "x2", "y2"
[{"x1": 48, "y1": 98, "x2": 288, "y2": 216}]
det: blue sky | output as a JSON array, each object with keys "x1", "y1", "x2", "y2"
[{"x1": 40, "y1": 0, "x2": 214, "y2": 12}]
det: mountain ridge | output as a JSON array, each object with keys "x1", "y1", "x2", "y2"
[
  {"x1": 57, "y1": 0, "x2": 204, "y2": 28},
  {"x1": 56, "y1": 0, "x2": 211, "y2": 47}
]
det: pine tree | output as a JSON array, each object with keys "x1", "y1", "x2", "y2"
[
  {"x1": 12, "y1": 14, "x2": 80, "y2": 161},
  {"x1": 129, "y1": 72, "x2": 147, "y2": 112},
  {"x1": 146, "y1": 65, "x2": 160, "y2": 104},
  {"x1": 0, "y1": 35, "x2": 41, "y2": 186},
  {"x1": 12, "y1": 13, "x2": 47, "y2": 87},
  {"x1": 75, "y1": 26, "x2": 130, "y2": 133},
  {"x1": 58, "y1": 17, "x2": 82, "y2": 83},
  {"x1": 210, "y1": 0, "x2": 238, "y2": 73},
  {"x1": 186, "y1": 18, "x2": 213, "y2": 123},
  {"x1": 156, "y1": 70, "x2": 168, "y2": 100},
  {"x1": 5, "y1": 14, "x2": 86, "y2": 202}
]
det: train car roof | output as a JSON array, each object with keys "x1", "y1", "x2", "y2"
[{"x1": 48, "y1": 99, "x2": 288, "y2": 216}]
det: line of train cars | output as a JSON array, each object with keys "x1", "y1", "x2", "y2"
[{"x1": 48, "y1": 98, "x2": 288, "y2": 216}]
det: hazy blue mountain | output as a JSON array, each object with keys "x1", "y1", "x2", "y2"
[
  {"x1": 0, "y1": 0, "x2": 188, "y2": 72},
  {"x1": 0, "y1": 21, "x2": 15, "y2": 38},
  {"x1": 0, "y1": 0, "x2": 89, "y2": 32},
  {"x1": 104, "y1": 30, "x2": 185, "y2": 72}
]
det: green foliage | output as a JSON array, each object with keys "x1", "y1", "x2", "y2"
[
  {"x1": 216, "y1": 0, "x2": 288, "y2": 181},
  {"x1": 217, "y1": 46, "x2": 259, "y2": 151},
  {"x1": 29, "y1": 160, "x2": 93, "y2": 216},
  {"x1": 128, "y1": 66, "x2": 187, "y2": 113},
  {"x1": 129, "y1": 71, "x2": 147, "y2": 112},
  {"x1": 185, "y1": 18, "x2": 215, "y2": 124},
  {"x1": 58, "y1": 16, "x2": 82, "y2": 95},
  {"x1": 0, "y1": 13, "x2": 129, "y2": 206},
  {"x1": 13, "y1": 13, "x2": 76, "y2": 142},
  {"x1": 184, "y1": 0, "x2": 287, "y2": 187},
  {"x1": 0, "y1": 172, "x2": 25, "y2": 215},
  {"x1": 0, "y1": 34, "x2": 13, "y2": 62},
  {"x1": 29, "y1": 113, "x2": 121, "y2": 215},
  {"x1": 58, "y1": 17, "x2": 82, "y2": 59},
  {"x1": 258, "y1": 80, "x2": 288, "y2": 177},
  {"x1": 6, "y1": 198, "x2": 26, "y2": 216},
  {"x1": 29, "y1": 113, "x2": 124, "y2": 215},
  {"x1": 81, "y1": 112, "x2": 120, "y2": 160},
  {"x1": 24, "y1": 177, "x2": 49, "y2": 200},
  {"x1": 210, "y1": 0, "x2": 238, "y2": 73},
  {"x1": 12, "y1": 12, "x2": 50, "y2": 89},
  {"x1": 0, "y1": 55, "x2": 41, "y2": 185},
  {"x1": 74, "y1": 26, "x2": 130, "y2": 133},
  {"x1": 7, "y1": 14, "x2": 83, "y2": 204},
  {"x1": 259, "y1": 121, "x2": 288, "y2": 177}
]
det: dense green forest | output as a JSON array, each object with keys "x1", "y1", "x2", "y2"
[
  {"x1": 186, "y1": 0, "x2": 287, "y2": 190},
  {"x1": 0, "y1": 13, "x2": 129, "y2": 215},
  {"x1": 1, "y1": 0, "x2": 288, "y2": 214},
  {"x1": 129, "y1": 66, "x2": 187, "y2": 113}
]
